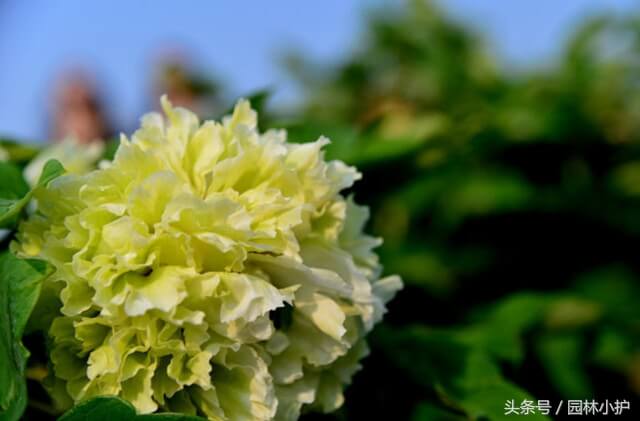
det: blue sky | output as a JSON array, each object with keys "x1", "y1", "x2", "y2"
[{"x1": 0, "y1": 0, "x2": 637, "y2": 141}]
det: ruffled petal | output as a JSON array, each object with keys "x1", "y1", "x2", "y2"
[{"x1": 14, "y1": 97, "x2": 401, "y2": 420}]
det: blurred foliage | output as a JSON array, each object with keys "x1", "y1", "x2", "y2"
[
  {"x1": 277, "y1": 0, "x2": 640, "y2": 419},
  {"x1": 0, "y1": 139, "x2": 39, "y2": 165}
]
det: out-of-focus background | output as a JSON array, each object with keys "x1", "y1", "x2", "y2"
[{"x1": 3, "y1": 0, "x2": 640, "y2": 419}]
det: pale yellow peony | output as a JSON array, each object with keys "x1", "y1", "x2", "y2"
[{"x1": 15, "y1": 97, "x2": 402, "y2": 420}]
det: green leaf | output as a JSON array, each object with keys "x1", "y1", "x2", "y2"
[
  {"x1": 375, "y1": 326, "x2": 551, "y2": 421},
  {"x1": 440, "y1": 171, "x2": 533, "y2": 226},
  {"x1": 0, "y1": 380, "x2": 26, "y2": 421},
  {"x1": 103, "y1": 138, "x2": 120, "y2": 161},
  {"x1": 244, "y1": 89, "x2": 271, "y2": 115},
  {"x1": 220, "y1": 89, "x2": 272, "y2": 120},
  {"x1": 0, "y1": 139, "x2": 39, "y2": 164},
  {"x1": 471, "y1": 293, "x2": 551, "y2": 364},
  {"x1": 592, "y1": 327, "x2": 634, "y2": 371},
  {"x1": 0, "y1": 159, "x2": 65, "y2": 228},
  {"x1": 59, "y1": 396, "x2": 205, "y2": 421},
  {"x1": 380, "y1": 244, "x2": 492, "y2": 296},
  {"x1": 350, "y1": 136, "x2": 430, "y2": 167},
  {"x1": 0, "y1": 252, "x2": 54, "y2": 420},
  {"x1": 37, "y1": 159, "x2": 65, "y2": 186},
  {"x1": 573, "y1": 266, "x2": 640, "y2": 323},
  {"x1": 0, "y1": 162, "x2": 29, "y2": 200},
  {"x1": 536, "y1": 333, "x2": 593, "y2": 399}
]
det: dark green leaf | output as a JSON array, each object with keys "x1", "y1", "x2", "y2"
[
  {"x1": 0, "y1": 252, "x2": 53, "y2": 420},
  {"x1": 0, "y1": 162, "x2": 29, "y2": 200},
  {"x1": 0, "y1": 159, "x2": 65, "y2": 228},
  {"x1": 536, "y1": 333, "x2": 593, "y2": 399},
  {"x1": 471, "y1": 293, "x2": 550, "y2": 364},
  {"x1": 350, "y1": 136, "x2": 430, "y2": 167},
  {"x1": 592, "y1": 327, "x2": 634, "y2": 371},
  {"x1": 375, "y1": 326, "x2": 551, "y2": 421},
  {"x1": 102, "y1": 138, "x2": 120, "y2": 161},
  {"x1": 573, "y1": 266, "x2": 640, "y2": 323},
  {"x1": 59, "y1": 396, "x2": 205, "y2": 421},
  {"x1": 0, "y1": 380, "x2": 26, "y2": 421},
  {"x1": 220, "y1": 89, "x2": 272, "y2": 120}
]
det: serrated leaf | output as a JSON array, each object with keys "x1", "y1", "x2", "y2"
[
  {"x1": 59, "y1": 396, "x2": 205, "y2": 421},
  {"x1": 0, "y1": 252, "x2": 54, "y2": 420}
]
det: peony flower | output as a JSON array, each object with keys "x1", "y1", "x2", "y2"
[
  {"x1": 23, "y1": 137, "x2": 104, "y2": 187},
  {"x1": 14, "y1": 97, "x2": 402, "y2": 420}
]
